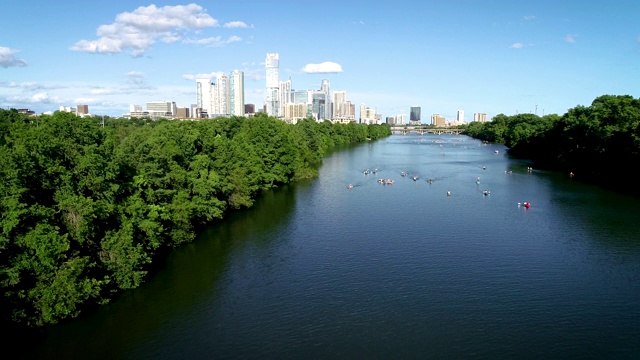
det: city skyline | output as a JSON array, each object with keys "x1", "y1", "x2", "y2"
[{"x1": 1, "y1": 1, "x2": 639, "y2": 120}]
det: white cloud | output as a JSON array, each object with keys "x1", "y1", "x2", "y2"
[
  {"x1": 509, "y1": 42, "x2": 524, "y2": 49},
  {"x1": 523, "y1": 15, "x2": 536, "y2": 21},
  {"x1": 223, "y1": 21, "x2": 251, "y2": 28},
  {"x1": 1, "y1": 81, "x2": 57, "y2": 91},
  {"x1": 565, "y1": 34, "x2": 577, "y2": 43},
  {"x1": 0, "y1": 46, "x2": 27, "y2": 68},
  {"x1": 70, "y1": 4, "x2": 225, "y2": 57},
  {"x1": 182, "y1": 72, "x2": 225, "y2": 81},
  {"x1": 32, "y1": 93, "x2": 53, "y2": 103},
  {"x1": 301, "y1": 62, "x2": 344, "y2": 74},
  {"x1": 183, "y1": 35, "x2": 241, "y2": 47}
]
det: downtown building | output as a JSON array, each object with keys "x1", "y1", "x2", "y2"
[
  {"x1": 474, "y1": 113, "x2": 488, "y2": 122},
  {"x1": 77, "y1": 104, "x2": 89, "y2": 116},
  {"x1": 333, "y1": 90, "x2": 356, "y2": 123},
  {"x1": 146, "y1": 101, "x2": 177, "y2": 119},
  {"x1": 281, "y1": 79, "x2": 335, "y2": 123},
  {"x1": 410, "y1": 106, "x2": 421, "y2": 125},
  {"x1": 196, "y1": 76, "x2": 213, "y2": 118},
  {"x1": 309, "y1": 79, "x2": 332, "y2": 122},
  {"x1": 265, "y1": 53, "x2": 280, "y2": 117},
  {"x1": 196, "y1": 70, "x2": 245, "y2": 118},
  {"x1": 431, "y1": 114, "x2": 446, "y2": 127},
  {"x1": 230, "y1": 69, "x2": 245, "y2": 116},
  {"x1": 360, "y1": 104, "x2": 382, "y2": 124},
  {"x1": 265, "y1": 53, "x2": 357, "y2": 124}
]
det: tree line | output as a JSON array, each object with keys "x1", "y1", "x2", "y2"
[
  {"x1": 0, "y1": 110, "x2": 390, "y2": 329},
  {"x1": 462, "y1": 94, "x2": 640, "y2": 193}
]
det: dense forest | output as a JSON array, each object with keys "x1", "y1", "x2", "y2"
[
  {"x1": 463, "y1": 95, "x2": 640, "y2": 193},
  {"x1": 0, "y1": 110, "x2": 391, "y2": 330}
]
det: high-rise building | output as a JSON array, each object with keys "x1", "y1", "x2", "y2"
[
  {"x1": 294, "y1": 90, "x2": 309, "y2": 104},
  {"x1": 457, "y1": 110, "x2": 464, "y2": 123},
  {"x1": 333, "y1": 90, "x2": 346, "y2": 119},
  {"x1": 320, "y1": 79, "x2": 331, "y2": 120},
  {"x1": 284, "y1": 103, "x2": 307, "y2": 123},
  {"x1": 311, "y1": 92, "x2": 327, "y2": 121},
  {"x1": 432, "y1": 114, "x2": 446, "y2": 127},
  {"x1": 332, "y1": 90, "x2": 355, "y2": 121},
  {"x1": 474, "y1": 113, "x2": 488, "y2": 122},
  {"x1": 230, "y1": 70, "x2": 245, "y2": 117},
  {"x1": 309, "y1": 79, "x2": 332, "y2": 121},
  {"x1": 77, "y1": 104, "x2": 89, "y2": 115},
  {"x1": 333, "y1": 90, "x2": 345, "y2": 106},
  {"x1": 212, "y1": 73, "x2": 229, "y2": 116},
  {"x1": 410, "y1": 106, "x2": 421, "y2": 124},
  {"x1": 279, "y1": 79, "x2": 292, "y2": 116},
  {"x1": 196, "y1": 77, "x2": 213, "y2": 117},
  {"x1": 146, "y1": 101, "x2": 177, "y2": 118},
  {"x1": 245, "y1": 104, "x2": 256, "y2": 115},
  {"x1": 360, "y1": 104, "x2": 377, "y2": 124},
  {"x1": 347, "y1": 102, "x2": 356, "y2": 121},
  {"x1": 265, "y1": 53, "x2": 280, "y2": 117}
]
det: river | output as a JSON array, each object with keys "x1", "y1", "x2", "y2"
[{"x1": 29, "y1": 133, "x2": 640, "y2": 359}]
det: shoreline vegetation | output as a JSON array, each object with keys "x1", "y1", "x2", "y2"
[
  {"x1": 461, "y1": 95, "x2": 640, "y2": 195},
  {"x1": 0, "y1": 111, "x2": 390, "y2": 335}
]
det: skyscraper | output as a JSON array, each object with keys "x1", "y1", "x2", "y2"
[
  {"x1": 332, "y1": 90, "x2": 355, "y2": 121},
  {"x1": 279, "y1": 79, "x2": 292, "y2": 117},
  {"x1": 311, "y1": 92, "x2": 326, "y2": 121},
  {"x1": 212, "y1": 73, "x2": 229, "y2": 116},
  {"x1": 410, "y1": 106, "x2": 421, "y2": 124},
  {"x1": 230, "y1": 70, "x2": 245, "y2": 116},
  {"x1": 196, "y1": 76, "x2": 213, "y2": 117},
  {"x1": 294, "y1": 89, "x2": 309, "y2": 104},
  {"x1": 457, "y1": 110, "x2": 464, "y2": 123},
  {"x1": 265, "y1": 53, "x2": 280, "y2": 117},
  {"x1": 320, "y1": 79, "x2": 331, "y2": 120}
]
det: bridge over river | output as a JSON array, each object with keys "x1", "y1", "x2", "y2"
[{"x1": 389, "y1": 125, "x2": 464, "y2": 135}]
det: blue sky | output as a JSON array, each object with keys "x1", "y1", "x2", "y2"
[{"x1": 1, "y1": 0, "x2": 639, "y2": 120}]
